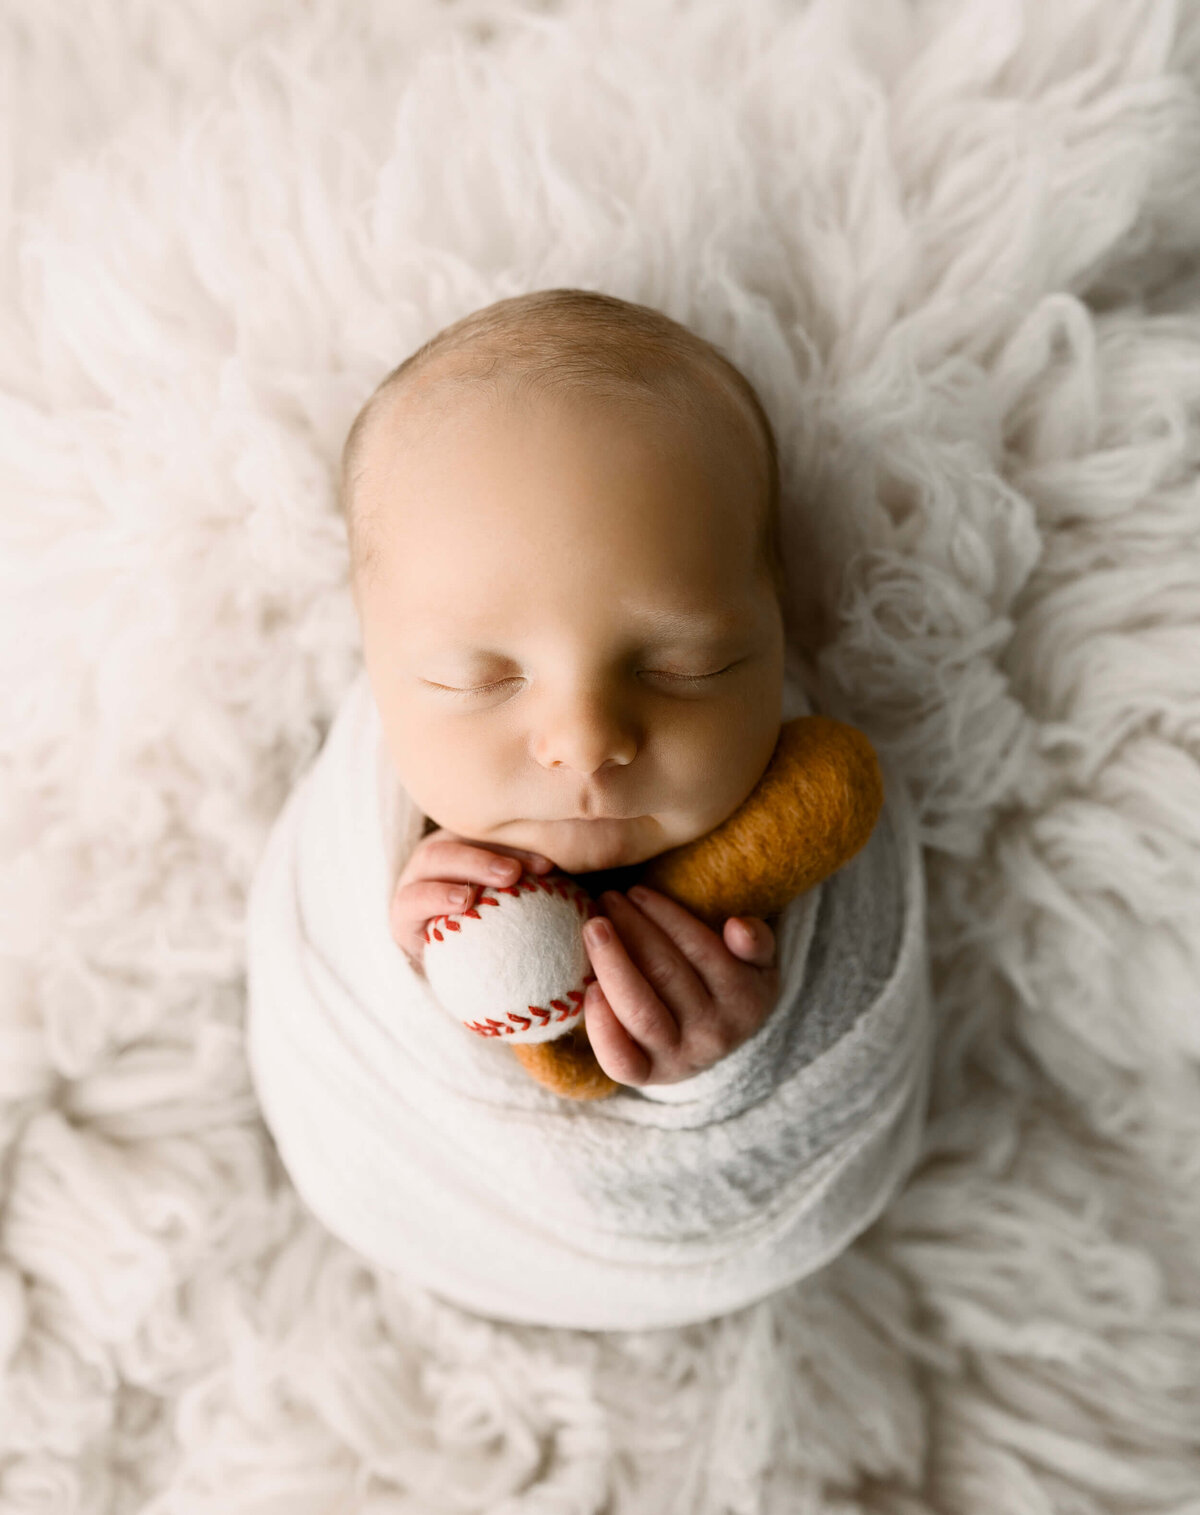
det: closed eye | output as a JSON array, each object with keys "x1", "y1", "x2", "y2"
[{"x1": 426, "y1": 662, "x2": 743, "y2": 699}]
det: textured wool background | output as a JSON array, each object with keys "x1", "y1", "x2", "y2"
[{"x1": 2, "y1": 0, "x2": 1199, "y2": 1510}]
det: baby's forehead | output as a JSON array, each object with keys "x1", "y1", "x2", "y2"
[
  {"x1": 369, "y1": 352, "x2": 757, "y2": 458},
  {"x1": 371, "y1": 389, "x2": 756, "y2": 540},
  {"x1": 348, "y1": 360, "x2": 772, "y2": 596}
]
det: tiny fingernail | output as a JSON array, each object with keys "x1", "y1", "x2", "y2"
[
  {"x1": 586, "y1": 919, "x2": 611, "y2": 947},
  {"x1": 451, "y1": 886, "x2": 469, "y2": 906},
  {"x1": 531, "y1": 854, "x2": 553, "y2": 870},
  {"x1": 489, "y1": 860, "x2": 518, "y2": 880}
]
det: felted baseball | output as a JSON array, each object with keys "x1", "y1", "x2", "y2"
[{"x1": 422, "y1": 868, "x2": 602, "y2": 1043}]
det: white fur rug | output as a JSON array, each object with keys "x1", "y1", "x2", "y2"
[{"x1": 2, "y1": 0, "x2": 1199, "y2": 1509}]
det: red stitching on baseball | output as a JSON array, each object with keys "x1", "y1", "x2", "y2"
[
  {"x1": 427, "y1": 868, "x2": 600, "y2": 1037},
  {"x1": 430, "y1": 871, "x2": 596, "y2": 937},
  {"x1": 462, "y1": 995, "x2": 588, "y2": 1038}
]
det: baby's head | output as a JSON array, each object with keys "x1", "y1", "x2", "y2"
[{"x1": 338, "y1": 288, "x2": 789, "y2": 876}]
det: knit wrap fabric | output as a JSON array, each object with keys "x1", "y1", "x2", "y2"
[{"x1": 245, "y1": 665, "x2": 934, "y2": 1330}]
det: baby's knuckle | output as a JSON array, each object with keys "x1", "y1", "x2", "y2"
[
  {"x1": 399, "y1": 840, "x2": 444, "y2": 884},
  {"x1": 420, "y1": 833, "x2": 459, "y2": 860},
  {"x1": 707, "y1": 958, "x2": 744, "y2": 1001},
  {"x1": 643, "y1": 955, "x2": 681, "y2": 996},
  {"x1": 622, "y1": 994, "x2": 680, "y2": 1050},
  {"x1": 617, "y1": 995, "x2": 660, "y2": 1042}
]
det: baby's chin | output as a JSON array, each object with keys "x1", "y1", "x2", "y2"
[{"x1": 509, "y1": 816, "x2": 663, "y2": 876}]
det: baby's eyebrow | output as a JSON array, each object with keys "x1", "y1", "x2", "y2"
[
  {"x1": 632, "y1": 609, "x2": 746, "y2": 640},
  {"x1": 423, "y1": 610, "x2": 749, "y2": 655},
  {"x1": 442, "y1": 620, "x2": 747, "y2": 656}
]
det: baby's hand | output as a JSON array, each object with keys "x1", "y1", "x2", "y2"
[
  {"x1": 389, "y1": 827, "x2": 555, "y2": 974},
  {"x1": 582, "y1": 886, "x2": 781, "y2": 1086}
]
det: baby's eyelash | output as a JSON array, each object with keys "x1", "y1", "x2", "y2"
[
  {"x1": 431, "y1": 664, "x2": 740, "y2": 699},
  {"x1": 433, "y1": 678, "x2": 516, "y2": 699}
]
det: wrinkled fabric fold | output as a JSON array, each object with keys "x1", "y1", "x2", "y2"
[{"x1": 245, "y1": 666, "x2": 933, "y2": 1329}]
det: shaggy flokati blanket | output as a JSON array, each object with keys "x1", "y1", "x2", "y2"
[{"x1": 2, "y1": 0, "x2": 1199, "y2": 1510}]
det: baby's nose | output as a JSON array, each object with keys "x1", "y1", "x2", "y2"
[{"x1": 534, "y1": 706, "x2": 637, "y2": 774}]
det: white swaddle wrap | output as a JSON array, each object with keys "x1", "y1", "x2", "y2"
[{"x1": 245, "y1": 662, "x2": 933, "y2": 1330}]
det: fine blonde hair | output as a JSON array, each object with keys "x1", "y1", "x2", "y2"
[{"x1": 337, "y1": 287, "x2": 785, "y2": 599}]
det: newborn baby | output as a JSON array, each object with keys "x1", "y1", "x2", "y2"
[
  {"x1": 246, "y1": 286, "x2": 931, "y2": 1329},
  {"x1": 341, "y1": 287, "x2": 797, "y2": 1088}
]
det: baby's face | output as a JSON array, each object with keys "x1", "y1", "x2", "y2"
[{"x1": 353, "y1": 386, "x2": 785, "y2": 876}]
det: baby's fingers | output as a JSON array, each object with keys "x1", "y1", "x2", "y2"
[
  {"x1": 582, "y1": 981, "x2": 652, "y2": 1086},
  {"x1": 581, "y1": 913, "x2": 694, "y2": 1085},
  {"x1": 389, "y1": 879, "x2": 480, "y2": 969},
  {"x1": 399, "y1": 832, "x2": 554, "y2": 890},
  {"x1": 723, "y1": 916, "x2": 777, "y2": 967}
]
